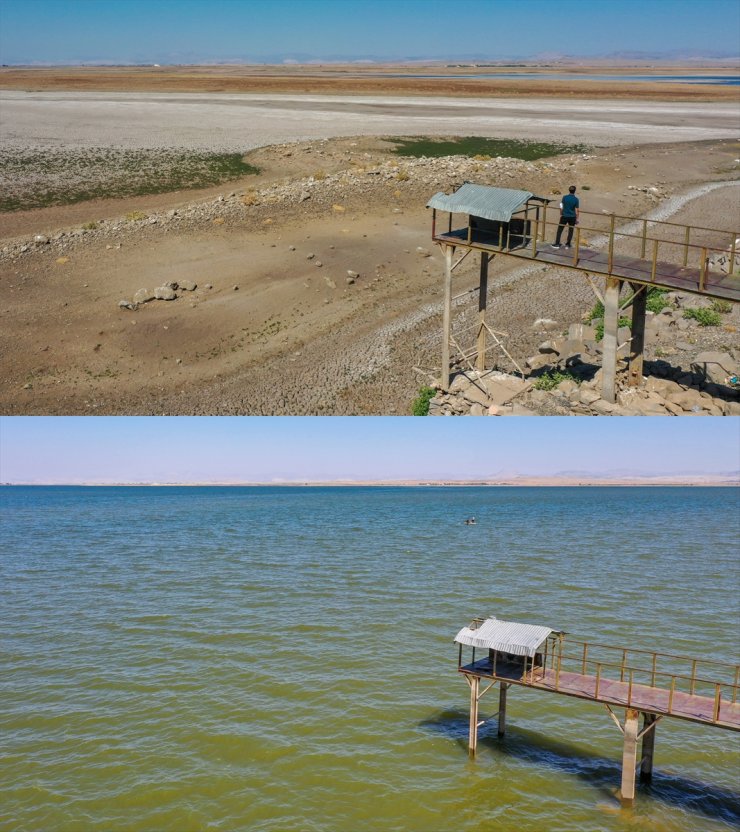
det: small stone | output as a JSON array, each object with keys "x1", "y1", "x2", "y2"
[
  {"x1": 306, "y1": 253, "x2": 315, "y2": 260},
  {"x1": 233, "y1": 285, "x2": 239, "y2": 291},
  {"x1": 346, "y1": 277, "x2": 355, "y2": 285},
  {"x1": 133, "y1": 288, "x2": 155, "y2": 304},
  {"x1": 118, "y1": 299, "x2": 135, "y2": 309},
  {"x1": 33, "y1": 235, "x2": 49, "y2": 245},
  {"x1": 154, "y1": 287, "x2": 177, "y2": 301},
  {"x1": 205, "y1": 284, "x2": 213, "y2": 290},
  {"x1": 347, "y1": 270, "x2": 359, "y2": 279},
  {"x1": 179, "y1": 280, "x2": 197, "y2": 291}
]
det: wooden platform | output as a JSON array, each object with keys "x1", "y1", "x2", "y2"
[
  {"x1": 435, "y1": 229, "x2": 740, "y2": 302},
  {"x1": 461, "y1": 657, "x2": 740, "y2": 732}
]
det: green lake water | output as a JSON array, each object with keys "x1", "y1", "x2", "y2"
[{"x1": 1, "y1": 486, "x2": 738, "y2": 831}]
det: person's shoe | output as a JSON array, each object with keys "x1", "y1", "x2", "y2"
[
  {"x1": 564, "y1": 244, "x2": 571, "y2": 249},
  {"x1": 551, "y1": 244, "x2": 561, "y2": 249}
]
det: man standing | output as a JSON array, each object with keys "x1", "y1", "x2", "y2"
[{"x1": 552, "y1": 185, "x2": 580, "y2": 249}]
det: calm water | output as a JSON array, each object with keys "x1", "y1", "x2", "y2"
[
  {"x1": 1, "y1": 486, "x2": 738, "y2": 832},
  {"x1": 380, "y1": 73, "x2": 740, "y2": 85}
]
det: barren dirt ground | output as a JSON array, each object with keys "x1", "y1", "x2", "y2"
[{"x1": 1, "y1": 87, "x2": 739, "y2": 415}]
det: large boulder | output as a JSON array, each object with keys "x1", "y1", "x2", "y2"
[{"x1": 691, "y1": 352, "x2": 737, "y2": 386}]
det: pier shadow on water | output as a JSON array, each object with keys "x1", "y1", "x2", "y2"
[{"x1": 420, "y1": 709, "x2": 740, "y2": 826}]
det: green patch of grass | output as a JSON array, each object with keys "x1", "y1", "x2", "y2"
[
  {"x1": 533, "y1": 370, "x2": 580, "y2": 391},
  {"x1": 594, "y1": 316, "x2": 631, "y2": 341},
  {"x1": 0, "y1": 148, "x2": 260, "y2": 212},
  {"x1": 711, "y1": 299, "x2": 732, "y2": 314},
  {"x1": 683, "y1": 307, "x2": 722, "y2": 327},
  {"x1": 646, "y1": 288, "x2": 669, "y2": 314},
  {"x1": 412, "y1": 385, "x2": 436, "y2": 415},
  {"x1": 390, "y1": 136, "x2": 588, "y2": 161}
]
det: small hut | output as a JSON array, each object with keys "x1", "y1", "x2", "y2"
[
  {"x1": 455, "y1": 615, "x2": 562, "y2": 683},
  {"x1": 427, "y1": 183, "x2": 550, "y2": 250}
]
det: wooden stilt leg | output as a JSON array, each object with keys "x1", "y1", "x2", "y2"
[
  {"x1": 476, "y1": 253, "x2": 489, "y2": 372},
  {"x1": 628, "y1": 283, "x2": 647, "y2": 387},
  {"x1": 441, "y1": 245, "x2": 454, "y2": 391},
  {"x1": 621, "y1": 708, "x2": 639, "y2": 803},
  {"x1": 469, "y1": 675, "x2": 479, "y2": 756},
  {"x1": 498, "y1": 683, "x2": 508, "y2": 737},
  {"x1": 601, "y1": 277, "x2": 622, "y2": 403},
  {"x1": 640, "y1": 713, "x2": 657, "y2": 783}
]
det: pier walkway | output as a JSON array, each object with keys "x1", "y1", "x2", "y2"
[
  {"x1": 429, "y1": 185, "x2": 740, "y2": 400},
  {"x1": 455, "y1": 617, "x2": 739, "y2": 802}
]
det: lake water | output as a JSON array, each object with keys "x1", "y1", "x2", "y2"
[
  {"x1": 380, "y1": 73, "x2": 740, "y2": 86},
  {"x1": 1, "y1": 485, "x2": 738, "y2": 832}
]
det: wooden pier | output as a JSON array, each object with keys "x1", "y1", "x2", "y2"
[
  {"x1": 455, "y1": 616, "x2": 740, "y2": 803},
  {"x1": 428, "y1": 185, "x2": 740, "y2": 402}
]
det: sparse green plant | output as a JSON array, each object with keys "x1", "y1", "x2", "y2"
[
  {"x1": 412, "y1": 385, "x2": 436, "y2": 416},
  {"x1": 683, "y1": 308, "x2": 721, "y2": 327},
  {"x1": 395, "y1": 170, "x2": 410, "y2": 181},
  {"x1": 125, "y1": 211, "x2": 148, "y2": 222},
  {"x1": 711, "y1": 299, "x2": 732, "y2": 314},
  {"x1": 533, "y1": 370, "x2": 580, "y2": 391},
  {"x1": 581, "y1": 185, "x2": 591, "y2": 190},
  {"x1": 646, "y1": 288, "x2": 669, "y2": 314},
  {"x1": 594, "y1": 316, "x2": 631, "y2": 341},
  {"x1": 390, "y1": 136, "x2": 588, "y2": 161},
  {"x1": 0, "y1": 148, "x2": 259, "y2": 212},
  {"x1": 82, "y1": 221, "x2": 98, "y2": 230}
]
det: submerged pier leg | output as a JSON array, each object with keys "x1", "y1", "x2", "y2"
[
  {"x1": 601, "y1": 277, "x2": 622, "y2": 403},
  {"x1": 640, "y1": 713, "x2": 657, "y2": 783},
  {"x1": 498, "y1": 683, "x2": 508, "y2": 737},
  {"x1": 468, "y1": 675, "x2": 480, "y2": 756},
  {"x1": 628, "y1": 283, "x2": 647, "y2": 387},
  {"x1": 476, "y1": 252, "x2": 489, "y2": 372},
  {"x1": 620, "y1": 708, "x2": 639, "y2": 803}
]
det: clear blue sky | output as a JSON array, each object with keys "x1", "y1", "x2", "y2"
[
  {"x1": 1, "y1": 417, "x2": 738, "y2": 483},
  {"x1": 1, "y1": 0, "x2": 738, "y2": 64}
]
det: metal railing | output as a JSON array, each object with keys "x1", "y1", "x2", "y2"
[
  {"x1": 543, "y1": 637, "x2": 740, "y2": 724},
  {"x1": 433, "y1": 204, "x2": 740, "y2": 293}
]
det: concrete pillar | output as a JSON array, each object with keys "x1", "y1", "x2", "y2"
[
  {"x1": 621, "y1": 708, "x2": 640, "y2": 803},
  {"x1": 468, "y1": 676, "x2": 479, "y2": 756},
  {"x1": 601, "y1": 277, "x2": 622, "y2": 403}
]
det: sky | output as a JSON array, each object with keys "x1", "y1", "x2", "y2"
[
  {"x1": 1, "y1": 0, "x2": 739, "y2": 65},
  {"x1": 1, "y1": 416, "x2": 738, "y2": 483}
]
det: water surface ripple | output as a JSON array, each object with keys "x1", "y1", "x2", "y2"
[{"x1": 1, "y1": 486, "x2": 738, "y2": 831}]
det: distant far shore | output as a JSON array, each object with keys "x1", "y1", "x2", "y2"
[
  {"x1": 1, "y1": 63, "x2": 738, "y2": 102},
  {"x1": 3, "y1": 478, "x2": 738, "y2": 487}
]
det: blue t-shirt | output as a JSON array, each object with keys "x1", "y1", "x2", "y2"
[{"x1": 561, "y1": 193, "x2": 579, "y2": 217}]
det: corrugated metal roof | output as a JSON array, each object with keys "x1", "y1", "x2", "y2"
[
  {"x1": 454, "y1": 617, "x2": 552, "y2": 657},
  {"x1": 427, "y1": 184, "x2": 533, "y2": 223}
]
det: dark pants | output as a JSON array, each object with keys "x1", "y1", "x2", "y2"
[{"x1": 555, "y1": 215, "x2": 576, "y2": 245}]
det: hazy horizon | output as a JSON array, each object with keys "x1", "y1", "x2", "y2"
[{"x1": 1, "y1": 417, "x2": 738, "y2": 485}]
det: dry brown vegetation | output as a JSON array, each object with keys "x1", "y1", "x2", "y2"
[{"x1": 1, "y1": 65, "x2": 738, "y2": 102}]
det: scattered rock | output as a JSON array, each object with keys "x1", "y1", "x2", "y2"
[
  {"x1": 154, "y1": 287, "x2": 177, "y2": 301},
  {"x1": 133, "y1": 288, "x2": 155, "y2": 304}
]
